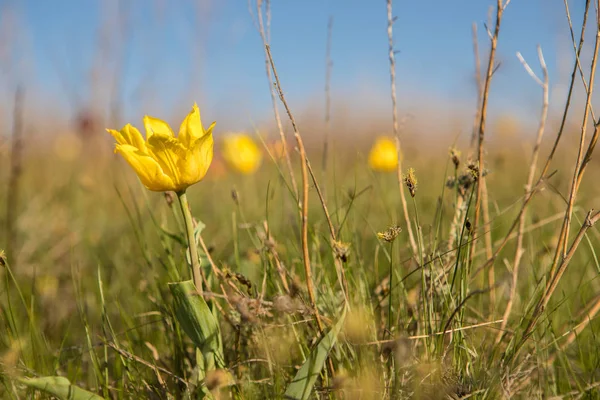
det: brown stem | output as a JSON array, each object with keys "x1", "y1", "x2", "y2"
[
  {"x1": 496, "y1": 47, "x2": 549, "y2": 344},
  {"x1": 265, "y1": 44, "x2": 325, "y2": 335},
  {"x1": 387, "y1": 0, "x2": 417, "y2": 256},
  {"x1": 510, "y1": 210, "x2": 600, "y2": 361},
  {"x1": 473, "y1": 0, "x2": 590, "y2": 280},
  {"x1": 256, "y1": 0, "x2": 298, "y2": 198},
  {"x1": 549, "y1": 2, "x2": 600, "y2": 280},
  {"x1": 469, "y1": 0, "x2": 505, "y2": 268}
]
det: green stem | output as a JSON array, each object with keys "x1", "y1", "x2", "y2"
[
  {"x1": 387, "y1": 242, "x2": 394, "y2": 339},
  {"x1": 177, "y1": 191, "x2": 203, "y2": 294}
]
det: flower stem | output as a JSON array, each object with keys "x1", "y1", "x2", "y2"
[
  {"x1": 387, "y1": 242, "x2": 394, "y2": 339},
  {"x1": 177, "y1": 191, "x2": 203, "y2": 294}
]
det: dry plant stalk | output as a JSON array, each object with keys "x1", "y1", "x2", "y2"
[
  {"x1": 264, "y1": 45, "x2": 325, "y2": 335},
  {"x1": 386, "y1": 0, "x2": 417, "y2": 256},
  {"x1": 469, "y1": 0, "x2": 509, "y2": 267},
  {"x1": 549, "y1": 1, "x2": 600, "y2": 276},
  {"x1": 475, "y1": 0, "x2": 591, "y2": 280},
  {"x1": 305, "y1": 161, "x2": 350, "y2": 304},
  {"x1": 5, "y1": 86, "x2": 24, "y2": 261},
  {"x1": 255, "y1": 0, "x2": 298, "y2": 197},
  {"x1": 471, "y1": 22, "x2": 495, "y2": 306},
  {"x1": 496, "y1": 47, "x2": 548, "y2": 344},
  {"x1": 511, "y1": 210, "x2": 600, "y2": 360}
]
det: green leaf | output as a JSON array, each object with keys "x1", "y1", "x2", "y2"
[
  {"x1": 169, "y1": 280, "x2": 225, "y2": 371},
  {"x1": 19, "y1": 376, "x2": 104, "y2": 400},
  {"x1": 284, "y1": 306, "x2": 347, "y2": 400}
]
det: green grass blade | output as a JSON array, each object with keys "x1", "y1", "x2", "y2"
[
  {"x1": 19, "y1": 376, "x2": 104, "y2": 400},
  {"x1": 284, "y1": 306, "x2": 347, "y2": 400},
  {"x1": 168, "y1": 280, "x2": 225, "y2": 371}
]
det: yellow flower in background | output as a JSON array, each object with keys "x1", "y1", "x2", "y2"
[
  {"x1": 106, "y1": 103, "x2": 215, "y2": 192},
  {"x1": 222, "y1": 133, "x2": 262, "y2": 174},
  {"x1": 368, "y1": 136, "x2": 398, "y2": 172}
]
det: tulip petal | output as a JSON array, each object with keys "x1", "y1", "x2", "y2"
[
  {"x1": 146, "y1": 132, "x2": 188, "y2": 189},
  {"x1": 107, "y1": 124, "x2": 146, "y2": 151},
  {"x1": 178, "y1": 103, "x2": 207, "y2": 147},
  {"x1": 115, "y1": 144, "x2": 176, "y2": 191},
  {"x1": 144, "y1": 115, "x2": 174, "y2": 139},
  {"x1": 178, "y1": 132, "x2": 214, "y2": 185}
]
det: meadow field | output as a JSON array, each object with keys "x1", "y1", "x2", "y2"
[{"x1": 2, "y1": 0, "x2": 600, "y2": 399}]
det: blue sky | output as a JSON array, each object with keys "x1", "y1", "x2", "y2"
[{"x1": 6, "y1": 0, "x2": 591, "y2": 131}]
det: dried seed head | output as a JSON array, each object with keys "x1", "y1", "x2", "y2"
[
  {"x1": 332, "y1": 240, "x2": 350, "y2": 262},
  {"x1": 377, "y1": 225, "x2": 402, "y2": 243},
  {"x1": 231, "y1": 188, "x2": 239, "y2": 205},
  {"x1": 449, "y1": 147, "x2": 461, "y2": 169},
  {"x1": 403, "y1": 168, "x2": 418, "y2": 197}
]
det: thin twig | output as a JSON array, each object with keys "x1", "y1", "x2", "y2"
[
  {"x1": 264, "y1": 45, "x2": 325, "y2": 335},
  {"x1": 496, "y1": 46, "x2": 549, "y2": 344},
  {"x1": 549, "y1": 0, "x2": 600, "y2": 280},
  {"x1": 508, "y1": 210, "x2": 600, "y2": 362},
  {"x1": 476, "y1": 0, "x2": 590, "y2": 281},
  {"x1": 386, "y1": 0, "x2": 417, "y2": 256},
  {"x1": 471, "y1": 22, "x2": 495, "y2": 307},
  {"x1": 469, "y1": 0, "x2": 505, "y2": 267},
  {"x1": 106, "y1": 342, "x2": 187, "y2": 385},
  {"x1": 256, "y1": 0, "x2": 298, "y2": 198},
  {"x1": 365, "y1": 319, "x2": 503, "y2": 345}
]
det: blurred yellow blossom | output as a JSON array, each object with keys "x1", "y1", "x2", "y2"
[
  {"x1": 106, "y1": 103, "x2": 214, "y2": 192},
  {"x1": 368, "y1": 137, "x2": 398, "y2": 172},
  {"x1": 222, "y1": 133, "x2": 262, "y2": 174}
]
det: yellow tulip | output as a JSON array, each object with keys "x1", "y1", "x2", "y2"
[
  {"x1": 368, "y1": 137, "x2": 398, "y2": 172},
  {"x1": 107, "y1": 103, "x2": 215, "y2": 192},
  {"x1": 221, "y1": 133, "x2": 262, "y2": 174}
]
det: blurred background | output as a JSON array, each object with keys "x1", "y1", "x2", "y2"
[{"x1": 0, "y1": 0, "x2": 594, "y2": 144}]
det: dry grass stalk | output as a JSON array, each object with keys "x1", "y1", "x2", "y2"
[
  {"x1": 261, "y1": 220, "x2": 291, "y2": 295},
  {"x1": 264, "y1": 45, "x2": 325, "y2": 335},
  {"x1": 469, "y1": 0, "x2": 509, "y2": 268},
  {"x1": 510, "y1": 210, "x2": 600, "y2": 361},
  {"x1": 475, "y1": 0, "x2": 590, "y2": 282},
  {"x1": 551, "y1": 1, "x2": 600, "y2": 272},
  {"x1": 470, "y1": 22, "x2": 495, "y2": 307},
  {"x1": 255, "y1": 0, "x2": 298, "y2": 198},
  {"x1": 386, "y1": 0, "x2": 417, "y2": 256},
  {"x1": 305, "y1": 161, "x2": 350, "y2": 304},
  {"x1": 496, "y1": 46, "x2": 549, "y2": 344},
  {"x1": 5, "y1": 86, "x2": 24, "y2": 262}
]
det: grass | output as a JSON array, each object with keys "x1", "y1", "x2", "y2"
[{"x1": 2, "y1": 0, "x2": 600, "y2": 398}]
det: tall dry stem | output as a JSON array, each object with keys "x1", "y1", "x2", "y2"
[
  {"x1": 264, "y1": 45, "x2": 325, "y2": 335},
  {"x1": 510, "y1": 210, "x2": 600, "y2": 361},
  {"x1": 549, "y1": 0, "x2": 600, "y2": 279},
  {"x1": 496, "y1": 47, "x2": 549, "y2": 344},
  {"x1": 471, "y1": 22, "x2": 495, "y2": 307},
  {"x1": 386, "y1": 0, "x2": 417, "y2": 256},
  {"x1": 255, "y1": 0, "x2": 298, "y2": 198},
  {"x1": 469, "y1": 0, "x2": 508, "y2": 267},
  {"x1": 475, "y1": 0, "x2": 590, "y2": 279}
]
